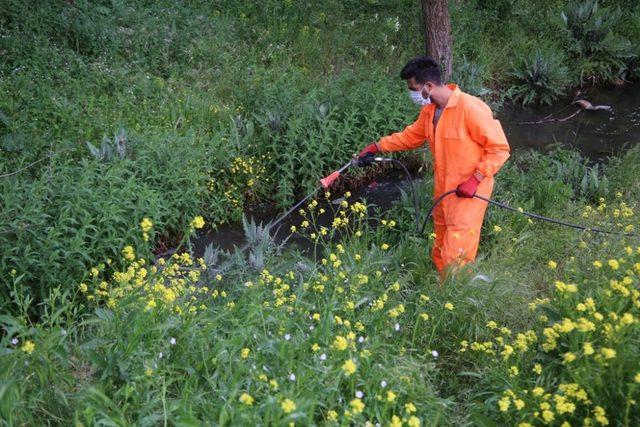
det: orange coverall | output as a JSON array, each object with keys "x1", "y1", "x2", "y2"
[{"x1": 378, "y1": 84, "x2": 510, "y2": 273}]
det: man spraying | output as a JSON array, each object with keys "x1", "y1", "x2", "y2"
[{"x1": 358, "y1": 56, "x2": 510, "y2": 276}]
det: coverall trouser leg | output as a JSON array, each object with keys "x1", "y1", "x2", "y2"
[{"x1": 431, "y1": 196, "x2": 488, "y2": 274}]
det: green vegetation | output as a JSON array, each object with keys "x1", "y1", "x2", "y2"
[
  {"x1": 2, "y1": 146, "x2": 639, "y2": 425},
  {"x1": 1, "y1": 1, "x2": 640, "y2": 424}
]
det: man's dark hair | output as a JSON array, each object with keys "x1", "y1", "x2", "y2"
[{"x1": 400, "y1": 56, "x2": 442, "y2": 85}]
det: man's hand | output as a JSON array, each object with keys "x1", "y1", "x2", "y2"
[
  {"x1": 358, "y1": 142, "x2": 379, "y2": 158},
  {"x1": 456, "y1": 173, "x2": 482, "y2": 198}
]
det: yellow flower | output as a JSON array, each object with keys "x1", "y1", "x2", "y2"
[
  {"x1": 239, "y1": 393, "x2": 254, "y2": 406},
  {"x1": 241, "y1": 348, "x2": 250, "y2": 359},
  {"x1": 389, "y1": 415, "x2": 402, "y2": 427},
  {"x1": 548, "y1": 260, "x2": 557, "y2": 269},
  {"x1": 563, "y1": 352, "x2": 576, "y2": 363},
  {"x1": 593, "y1": 260, "x2": 603, "y2": 268},
  {"x1": 533, "y1": 364, "x2": 542, "y2": 375},
  {"x1": 122, "y1": 245, "x2": 135, "y2": 261},
  {"x1": 140, "y1": 217, "x2": 153, "y2": 233},
  {"x1": 542, "y1": 410, "x2": 555, "y2": 422},
  {"x1": 583, "y1": 342, "x2": 595, "y2": 355},
  {"x1": 634, "y1": 372, "x2": 640, "y2": 383},
  {"x1": 498, "y1": 396, "x2": 510, "y2": 412},
  {"x1": 532, "y1": 387, "x2": 545, "y2": 397},
  {"x1": 508, "y1": 365, "x2": 519, "y2": 377},
  {"x1": 407, "y1": 416, "x2": 421, "y2": 427},
  {"x1": 607, "y1": 259, "x2": 619, "y2": 270},
  {"x1": 332, "y1": 336, "x2": 348, "y2": 351},
  {"x1": 145, "y1": 367, "x2": 153, "y2": 376},
  {"x1": 514, "y1": 399, "x2": 525, "y2": 410},
  {"x1": 386, "y1": 390, "x2": 397, "y2": 402},
  {"x1": 190, "y1": 216, "x2": 205, "y2": 229},
  {"x1": 493, "y1": 225, "x2": 502, "y2": 233},
  {"x1": 21, "y1": 340, "x2": 35, "y2": 354},
  {"x1": 444, "y1": 302, "x2": 454, "y2": 311},
  {"x1": 405, "y1": 402, "x2": 417, "y2": 413},
  {"x1": 342, "y1": 359, "x2": 357, "y2": 376},
  {"x1": 349, "y1": 398, "x2": 365, "y2": 414},
  {"x1": 327, "y1": 410, "x2": 338, "y2": 421},
  {"x1": 381, "y1": 243, "x2": 389, "y2": 251},
  {"x1": 79, "y1": 283, "x2": 88, "y2": 293},
  {"x1": 281, "y1": 398, "x2": 296, "y2": 414},
  {"x1": 601, "y1": 347, "x2": 616, "y2": 359}
]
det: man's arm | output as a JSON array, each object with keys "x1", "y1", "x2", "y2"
[
  {"x1": 377, "y1": 108, "x2": 428, "y2": 152},
  {"x1": 465, "y1": 100, "x2": 510, "y2": 178}
]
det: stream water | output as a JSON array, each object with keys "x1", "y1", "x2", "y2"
[{"x1": 189, "y1": 83, "x2": 640, "y2": 257}]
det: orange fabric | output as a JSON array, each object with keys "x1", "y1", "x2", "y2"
[{"x1": 378, "y1": 84, "x2": 510, "y2": 273}]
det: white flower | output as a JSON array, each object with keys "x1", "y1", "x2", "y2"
[
  {"x1": 284, "y1": 334, "x2": 291, "y2": 341},
  {"x1": 355, "y1": 390, "x2": 364, "y2": 398},
  {"x1": 431, "y1": 350, "x2": 439, "y2": 358},
  {"x1": 169, "y1": 338, "x2": 176, "y2": 345},
  {"x1": 158, "y1": 352, "x2": 163, "y2": 359},
  {"x1": 309, "y1": 325, "x2": 314, "y2": 331},
  {"x1": 320, "y1": 353, "x2": 327, "y2": 361},
  {"x1": 380, "y1": 380, "x2": 387, "y2": 388},
  {"x1": 11, "y1": 338, "x2": 18, "y2": 345},
  {"x1": 61, "y1": 329, "x2": 67, "y2": 336},
  {"x1": 289, "y1": 373, "x2": 296, "y2": 381},
  {"x1": 394, "y1": 323, "x2": 400, "y2": 331},
  {"x1": 358, "y1": 336, "x2": 365, "y2": 343}
]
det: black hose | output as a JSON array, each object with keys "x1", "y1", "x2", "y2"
[{"x1": 373, "y1": 157, "x2": 638, "y2": 239}]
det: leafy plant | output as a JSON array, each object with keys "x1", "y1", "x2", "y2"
[
  {"x1": 86, "y1": 128, "x2": 128, "y2": 162},
  {"x1": 507, "y1": 47, "x2": 571, "y2": 106}
]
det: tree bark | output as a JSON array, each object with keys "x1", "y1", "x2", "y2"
[{"x1": 420, "y1": 0, "x2": 453, "y2": 81}]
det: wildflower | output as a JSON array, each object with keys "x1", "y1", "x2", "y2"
[
  {"x1": 498, "y1": 396, "x2": 510, "y2": 412},
  {"x1": 190, "y1": 216, "x2": 205, "y2": 229},
  {"x1": 122, "y1": 245, "x2": 135, "y2": 261},
  {"x1": 289, "y1": 373, "x2": 296, "y2": 381},
  {"x1": 355, "y1": 390, "x2": 364, "y2": 398},
  {"x1": 327, "y1": 410, "x2": 338, "y2": 421},
  {"x1": 593, "y1": 260, "x2": 603, "y2": 268},
  {"x1": 542, "y1": 410, "x2": 555, "y2": 422},
  {"x1": 601, "y1": 347, "x2": 616, "y2": 359},
  {"x1": 493, "y1": 225, "x2": 502, "y2": 233},
  {"x1": 634, "y1": 372, "x2": 640, "y2": 383},
  {"x1": 508, "y1": 366, "x2": 519, "y2": 377},
  {"x1": 407, "y1": 416, "x2": 421, "y2": 427},
  {"x1": 563, "y1": 352, "x2": 576, "y2": 364},
  {"x1": 514, "y1": 399, "x2": 525, "y2": 410},
  {"x1": 79, "y1": 283, "x2": 88, "y2": 293},
  {"x1": 170, "y1": 337, "x2": 176, "y2": 345},
  {"x1": 140, "y1": 217, "x2": 153, "y2": 232},
  {"x1": 281, "y1": 398, "x2": 296, "y2": 414},
  {"x1": 241, "y1": 348, "x2": 250, "y2": 359},
  {"x1": 405, "y1": 402, "x2": 417, "y2": 413},
  {"x1": 533, "y1": 364, "x2": 542, "y2": 375},
  {"x1": 594, "y1": 406, "x2": 608, "y2": 425},
  {"x1": 350, "y1": 398, "x2": 365, "y2": 414},
  {"x1": 389, "y1": 415, "x2": 402, "y2": 427},
  {"x1": 607, "y1": 259, "x2": 619, "y2": 270},
  {"x1": 548, "y1": 260, "x2": 557, "y2": 269},
  {"x1": 381, "y1": 243, "x2": 389, "y2": 250},
  {"x1": 239, "y1": 393, "x2": 254, "y2": 405},
  {"x1": 381, "y1": 380, "x2": 387, "y2": 388},
  {"x1": 583, "y1": 342, "x2": 595, "y2": 355},
  {"x1": 290, "y1": 225, "x2": 297, "y2": 233},
  {"x1": 431, "y1": 350, "x2": 439, "y2": 358},
  {"x1": 21, "y1": 340, "x2": 35, "y2": 354},
  {"x1": 320, "y1": 353, "x2": 327, "y2": 361},
  {"x1": 532, "y1": 387, "x2": 545, "y2": 396},
  {"x1": 386, "y1": 390, "x2": 397, "y2": 402},
  {"x1": 332, "y1": 336, "x2": 348, "y2": 351},
  {"x1": 444, "y1": 302, "x2": 454, "y2": 311},
  {"x1": 342, "y1": 359, "x2": 357, "y2": 376},
  {"x1": 11, "y1": 338, "x2": 18, "y2": 346}
]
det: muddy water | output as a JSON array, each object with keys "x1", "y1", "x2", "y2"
[
  {"x1": 500, "y1": 83, "x2": 640, "y2": 157},
  {"x1": 190, "y1": 83, "x2": 640, "y2": 256}
]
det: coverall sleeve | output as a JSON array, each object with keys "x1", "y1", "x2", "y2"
[
  {"x1": 465, "y1": 100, "x2": 510, "y2": 178},
  {"x1": 377, "y1": 108, "x2": 428, "y2": 152}
]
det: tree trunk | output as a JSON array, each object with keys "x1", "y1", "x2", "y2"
[{"x1": 420, "y1": 0, "x2": 453, "y2": 81}]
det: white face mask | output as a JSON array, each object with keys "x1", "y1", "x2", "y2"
[{"x1": 409, "y1": 84, "x2": 431, "y2": 106}]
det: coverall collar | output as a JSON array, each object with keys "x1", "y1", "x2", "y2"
[{"x1": 442, "y1": 84, "x2": 460, "y2": 109}]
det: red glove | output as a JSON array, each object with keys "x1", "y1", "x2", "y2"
[
  {"x1": 358, "y1": 143, "x2": 379, "y2": 158},
  {"x1": 456, "y1": 174, "x2": 481, "y2": 198}
]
